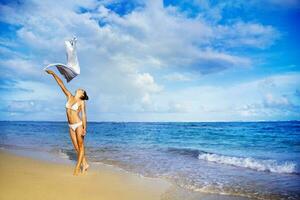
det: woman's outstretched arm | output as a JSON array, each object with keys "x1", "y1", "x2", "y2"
[
  {"x1": 81, "y1": 101, "x2": 87, "y2": 136},
  {"x1": 45, "y1": 69, "x2": 71, "y2": 98}
]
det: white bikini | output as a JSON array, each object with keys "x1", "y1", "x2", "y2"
[{"x1": 66, "y1": 100, "x2": 82, "y2": 131}]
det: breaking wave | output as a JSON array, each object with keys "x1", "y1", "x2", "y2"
[{"x1": 198, "y1": 152, "x2": 297, "y2": 174}]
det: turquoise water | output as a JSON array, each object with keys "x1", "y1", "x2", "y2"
[{"x1": 0, "y1": 121, "x2": 299, "y2": 199}]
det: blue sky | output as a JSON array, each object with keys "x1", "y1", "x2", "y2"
[{"x1": 0, "y1": 0, "x2": 299, "y2": 122}]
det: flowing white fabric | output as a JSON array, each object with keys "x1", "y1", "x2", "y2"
[{"x1": 44, "y1": 37, "x2": 80, "y2": 82}]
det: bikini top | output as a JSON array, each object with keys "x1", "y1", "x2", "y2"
[{"x1": 66, "y1": 100, "x2": 79, "y2": 111}]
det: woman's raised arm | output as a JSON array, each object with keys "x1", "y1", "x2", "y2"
[{"x1": 46, "y1": 69, "x2": 71, "y2": 98}]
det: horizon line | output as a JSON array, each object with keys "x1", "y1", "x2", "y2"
[{"x1": 0, "y1": 120, "x2": 299, "y2": 123}]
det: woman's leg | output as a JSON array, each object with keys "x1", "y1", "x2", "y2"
[
  {"x1": 73, "y1": 125, "x2": 86, "y2": 175},
  {"x1": 69, "y1": 128, "x2": 88, "y2": 172}
]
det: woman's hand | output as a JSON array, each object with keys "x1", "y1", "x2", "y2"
[{"x1": 45, "y1": 69, "x2": 55, "y2": 75}]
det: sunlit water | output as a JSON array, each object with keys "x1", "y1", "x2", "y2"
[{"x1": 0, "y1": 121, "x2": 299, "y2": 199}]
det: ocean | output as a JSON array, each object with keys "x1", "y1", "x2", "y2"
[{"x1": 0, "y1": 121, "x2": 299, "y2": 199}]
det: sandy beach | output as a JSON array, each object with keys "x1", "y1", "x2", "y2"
[
  {"x1": 0, "y1": 148, "x2": 255, "y2": 200},
  {"x1": 0, "y1": 149, "x2": 171, "y2": 200}
]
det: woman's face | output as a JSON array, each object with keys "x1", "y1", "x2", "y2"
[{"x1": 75, "y1": 89, "x2": 84, "y2": 99}]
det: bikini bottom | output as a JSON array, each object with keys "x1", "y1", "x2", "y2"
[{"x1": 68, "y1": 121, "x2": 82, "y2": 131}]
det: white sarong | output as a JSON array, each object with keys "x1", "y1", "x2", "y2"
[{"x1": 44, "y1": 37, "x2": 80, "y2": 82}]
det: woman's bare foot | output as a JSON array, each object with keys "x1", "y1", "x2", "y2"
[
  {"x1": 73, "y1": 168, "x2": 80, "y2": 176},
  {"x1": 82, "y1": 163, "x2": 89, "y2": 173}
]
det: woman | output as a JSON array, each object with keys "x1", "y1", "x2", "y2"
[{"x1": 46, "y1": 69, "x2": 89, "y2": 175}]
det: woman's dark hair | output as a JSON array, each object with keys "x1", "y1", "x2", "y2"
[{"x1": 80, "y1": 90, "x2": 89, "y2": 100}]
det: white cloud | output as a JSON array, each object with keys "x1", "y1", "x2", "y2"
[
  {"x1": 146, "y1": 72, "x2": 300, "y2": 120},
  {"x1": 0, "y1": 0, "x2": 291, "y2": 121},
  {"x1": 135, "y1": 73, "x2": 162, "y2": 93}
]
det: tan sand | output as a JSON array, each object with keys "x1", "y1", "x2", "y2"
[{"x1": 0, "y1": 150, "x2": 171, "y2": 200}]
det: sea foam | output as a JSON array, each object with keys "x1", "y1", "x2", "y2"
[{"x1": 198, "y1": 153, "x2": 297, "y2": 174}]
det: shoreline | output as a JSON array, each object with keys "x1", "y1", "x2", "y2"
[{"x1": 0, "y1": 147, "x2": 251, "y2": 200}]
